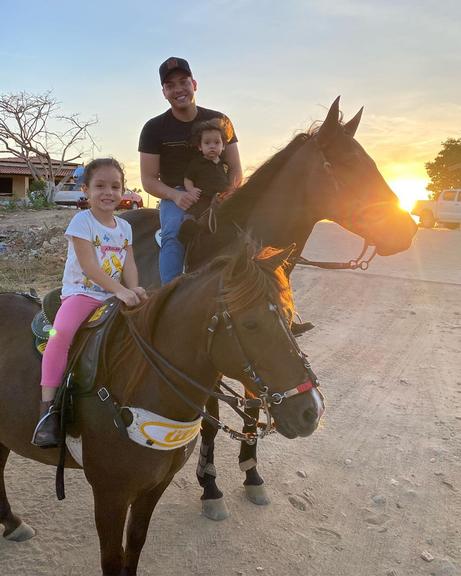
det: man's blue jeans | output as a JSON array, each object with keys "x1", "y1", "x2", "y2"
[{"x1": 159, "y1": 198, "x2": 188, "y2": 285}]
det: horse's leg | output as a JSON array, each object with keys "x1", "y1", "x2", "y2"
[
  {"x1": 93, "y1": 487, "x2": 129, "y2": 576},
  {"x1": 122, "y1": 479, "x2": 171, "y2": 576},
  {"x1": 196, "y1": 394, "x2": 229, "y2": 521},
  {"x1": 0, "y1": 443, "x2": 36, "y2": 542},
  {"x1": 239, "y1": 397, "x2": 270, "y2": 506}
]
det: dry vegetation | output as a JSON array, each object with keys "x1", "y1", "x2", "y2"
[{"x1": 0, "y1": 208, "x2": 80, "y2": 294}]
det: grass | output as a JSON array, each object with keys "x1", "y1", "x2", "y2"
[{"x1": 0, "y1": 256, "x2": 64, "y2": 295}]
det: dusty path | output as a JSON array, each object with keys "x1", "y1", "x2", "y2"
[{"x1": 0, "y1": 214, "x2": 459, "y2": 576}]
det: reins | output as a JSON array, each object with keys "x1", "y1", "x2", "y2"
[
  {"x1": 126, "y1": 315, "x2": 258, "y2": 443},
  {"x1": 124, "y1": 280, "x2": 320, "y2": 445},
  {"x1": 295, "y1": 240, "x2": 377, "y2": 271}
]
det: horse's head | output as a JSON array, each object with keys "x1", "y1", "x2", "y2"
[
  {"x1": 207, "y1": 243, "x2": 324, "y2": 439},
  {"x1": 312, "y1": 96, "x2": 417, "y2": 255}
]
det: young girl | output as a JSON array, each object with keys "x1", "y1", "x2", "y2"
[{"x1": 32, "y1": 158, "x2": 147, "y2": 448}]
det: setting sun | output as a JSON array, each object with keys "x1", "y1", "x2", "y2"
[{"x1": 389, "y1": 178, "x2": 429, "y2": 212}]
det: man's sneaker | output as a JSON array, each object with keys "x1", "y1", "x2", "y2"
[{"x1": 291, "y1": 321, "x2": 315, "y2": 337}]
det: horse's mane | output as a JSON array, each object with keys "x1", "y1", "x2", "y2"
[
  {"x1": 217, "y1": 129, "x2": 315, "y2": 225},
  {"x1": 217, "y1": 244, "x2": 293, "y2": 316},
  {"x1": 107, "y1": 242, "x2": 294, "y2": 403},
  {"x1": 133, "y1": 240, "x2": 293, "y2": 323},
  {"x1": 217, "y1": 111, "x2": 348, "y2": 226}
]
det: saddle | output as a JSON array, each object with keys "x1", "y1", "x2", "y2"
[
  {"x1": 31, "y1": 289, "x2": 120, "y2": 394},
  {"x1": 30, "y1": 291, "x2": 122, "y2": 501}
]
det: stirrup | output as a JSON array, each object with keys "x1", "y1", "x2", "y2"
[{"x1": 31, "y1": 408, "x2": 60, "y2": 448}]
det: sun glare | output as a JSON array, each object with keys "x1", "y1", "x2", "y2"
[{"x1": 389, "y1": 178, "x2": 429, "y2": 212}]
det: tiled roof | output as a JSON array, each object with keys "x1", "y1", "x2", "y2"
[{"x1": 0, "y1": 156, "x2": 78, "y2": 177}]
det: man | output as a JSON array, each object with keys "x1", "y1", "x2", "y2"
[
  {"x1": 139, "y1": 57, "x2": 242, "y2": 284},
  {"x1": 73, "y1": 164, "x2": 85, "y2": 190}
]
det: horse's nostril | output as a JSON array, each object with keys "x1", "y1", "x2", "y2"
[{"x1": 302, "y1": 407, "x2": 317, "y2": 423}]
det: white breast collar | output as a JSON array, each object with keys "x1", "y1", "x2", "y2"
[{"x1": 124, "y1": 407, "x2": 202, "y2": 451}]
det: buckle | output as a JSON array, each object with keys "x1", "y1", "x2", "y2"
[
  {"x1": 97, "y1": 387, "x2": 110, "y2": 402},
  {"x1": 271, "y1": 392, "x2": 284, "y2": 405}
]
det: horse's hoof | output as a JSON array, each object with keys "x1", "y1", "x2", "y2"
[
  {"x1": 3, "y1": 522, "x2": 36, "y2": 542},
  {"x1": 201, "y1": 497, "x2": 230, "y2": 521},
  {"x1": 245, "y1": 484, "x2": 271, "y2": 506}
]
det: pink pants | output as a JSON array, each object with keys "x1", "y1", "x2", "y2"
[{"x1": 40, "y1": 294, "x2": 103, "y2": 388}]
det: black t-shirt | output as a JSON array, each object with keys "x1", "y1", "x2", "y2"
[
  {"x1": 138, "y1": 106, "x2": 237, "y2": 188},
  {"x1": 184, "y1": 156, "x2": 229, "y2": 218},
  {"x1": 185, "y1": 157, "x2": 229, "y2": 198}
]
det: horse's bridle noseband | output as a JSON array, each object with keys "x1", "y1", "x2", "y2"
[{"x1": 205, "y1": 299, "x2": 321, "y2": 440}]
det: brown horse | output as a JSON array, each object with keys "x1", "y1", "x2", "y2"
[
  {"x1": 121, "y1": 97, "x2": 417, "y2": 519},
  {"x1": 0, "y1": 242, "x2": 324, "y2": 576}
]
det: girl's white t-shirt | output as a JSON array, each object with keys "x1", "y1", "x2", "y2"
[{"x1": 61, "y1": 210, "x2": 133, "y2": 301}]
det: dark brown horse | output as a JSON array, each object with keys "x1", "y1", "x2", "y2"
[
  {"x1": 121, "y1": 97, "x2": 417, "y2": 519},
  {"x1": 124, "y1": 97, "x2": 416, "y2": 289},
  {"x1": 0, "y1": 243, "x2": 324, "y2": 576}
]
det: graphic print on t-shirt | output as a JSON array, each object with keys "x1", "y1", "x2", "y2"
[{"x1": 81, "y1": 230, "x2": 129, "y2": 294}]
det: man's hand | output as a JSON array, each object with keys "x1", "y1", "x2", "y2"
[{"x1": 174, "y1": 187, "x2": 201, "y2": 210}]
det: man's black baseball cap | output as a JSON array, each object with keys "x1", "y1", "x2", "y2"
[{"x1": 159, "y1": 57, "x2": 192, "y2": 84}]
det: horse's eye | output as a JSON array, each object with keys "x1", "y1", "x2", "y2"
[{"x1": 242, "y1": 320, "x2": 258, "y2": 331}]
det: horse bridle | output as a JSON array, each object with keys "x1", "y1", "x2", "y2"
[
  {"x1": 293, "y1": 138, "x2": 378, "y2": 272},
  {"x1": 125, "y1": 296, "x2": 321, "y2": 444},
  {"x1": 296, "y1": 240, "x2": 377, "y2": 271},
  {"x1": 206, "y1": 300, "x2": 321, "y2": 436}
]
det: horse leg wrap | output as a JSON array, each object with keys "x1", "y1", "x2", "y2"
[
  {"x1": 239, "y1": 458, "x2": 257, "y2": 472},
  {"x1": 196, "y1": 443, "x2": 217, "y2": 478}
]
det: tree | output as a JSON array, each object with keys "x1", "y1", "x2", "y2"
[
  {"x1": 0, "y1": 91, "x2": 97, "y2": 201},
  {"x1": 425, "y1": 138, "x2": 461, "y2": 199}
]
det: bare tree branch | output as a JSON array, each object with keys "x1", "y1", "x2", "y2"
[{"x1": 0, "y1": 91, "x2": 98, "y2": 199}]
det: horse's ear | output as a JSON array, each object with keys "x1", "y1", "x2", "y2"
[
  {"x1": 343, "y1": 107, "x2": 363, "y2": 137},
  {"x1": 228, "y1": 240, "x2": 255, "y2": 278},
  {"x1": 255, "y1": 244, "x2": 296, "y2": 271},
  {"x1": 316, "y1": 96, "x2": 340, "y2": 148}
]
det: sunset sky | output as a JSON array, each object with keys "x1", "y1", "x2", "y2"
[{"x1": 2, "y1": 0, "x2": 460, "y2": 210}]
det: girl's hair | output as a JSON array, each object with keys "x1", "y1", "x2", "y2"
[
  {"x1": 83, "y1": 158, "x2": 125, "y2": 189},
  {"x1": 191, "y1": 118, "x2": 228, "y2": 148}
]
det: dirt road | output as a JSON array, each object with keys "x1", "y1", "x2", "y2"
[{"x1": 0, "y1": 214, "x2": 459, "y2": 576}]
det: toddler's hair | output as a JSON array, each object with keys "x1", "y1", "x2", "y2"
[
  {"x1": 83, "y1": 158, "x2": 125, "y2": 189},
  {"x1": 191, "y1": 118, "x2": 230, "y2": 148}
]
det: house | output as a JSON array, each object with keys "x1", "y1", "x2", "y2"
[{"x1": 0, "y1": 156, "x2": 78, "y2": 199}]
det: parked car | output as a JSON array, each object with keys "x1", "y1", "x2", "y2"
[
  {"x1": 53, "y1": 185, "x2": 143, "y2": 210},
  {"x1": 53, "y1": 183, "x2": 87, "y2": 208},
  {"x1": 411, "y1": 189, "x2": 461, "y2": 229},
  {"x1": 117, "y1": 189, "x2": 143, "y2": 210}
]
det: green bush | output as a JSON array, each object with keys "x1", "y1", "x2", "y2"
[{"x1": 27, "y1": 179, "x2": 52, "y2": 209}]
